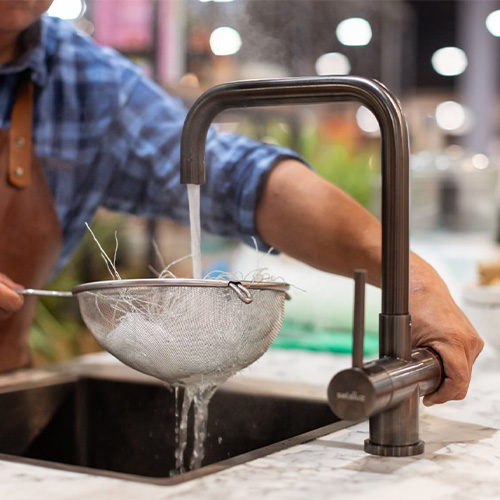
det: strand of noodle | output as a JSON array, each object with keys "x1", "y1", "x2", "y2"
[
  {"x1": 250, "y1": 236, "x2": 259, "y2": 252},
  {"x1": 159, "y1": 254, "x2": 192, "y2": 278},
  {"x1": 159, "y1": 268, "x2": 177, "y2": 279},
  {"x1": 102, "y1": 258, "x2": 117, "y2": 281},
  {"x1": 152, "y1": 239, "x2": 167, "y2": 271},
  {"x1": 148, "y1": 265, "x2": 160, "y2": 278},
  {"x1": 85, "y1": 222, "x2": 121, "y2": 280},
  {"x1": 113, "y1": 231, "x2": 119, "y2": 271}
]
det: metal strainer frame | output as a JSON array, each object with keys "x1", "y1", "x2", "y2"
[
  {"x1": 72, "y1": 278, "x2": 290, "y2": 302},
  {"x1": 70, "y1": 278, "x2": 290, "y2": 385}
]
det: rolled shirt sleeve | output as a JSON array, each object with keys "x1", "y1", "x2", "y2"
[
  {"x1": 25, "y1": 16, "x2": 309, "y2": 268},
  {"x1": 100, "y1": 66, "x2": 306, "y2": 251}
]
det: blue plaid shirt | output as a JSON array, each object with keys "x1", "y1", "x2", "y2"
[{"x1": 0, "y1": 16, "x2": 301, "y2": 271}]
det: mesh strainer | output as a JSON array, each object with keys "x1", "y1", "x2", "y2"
[{"x1": 68, "y1": 278, "x2": 289, "y2": 385}]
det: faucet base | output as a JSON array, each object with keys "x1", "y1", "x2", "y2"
[{"x1": 364, "y1": 439, "x2": 425, "y2": 457}]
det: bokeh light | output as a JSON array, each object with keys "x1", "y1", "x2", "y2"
[
  {"x1": 356, "y1": 106, "x2": 379, "y2": 133},
  {"x1": 209, "y1": 27, "x2": 242, "y2": 56},
  {"x1": 431, "y1": 47, "x2": 468, "y2": 76},
  {"x1": 471, "y1": 153, "x2": 490, "y2": 170},
  {"x1": 336, "y1": 18, "x2": 372, "y2": 47},
  {"x1": 435, "y1": 101, "x2": 466, "y2": 131},
  {"x1": 48, "y1": 0, "x2": 85, "y2": 20},
  {"x1": 486, "y1": 9, "x2": 500, "y2": 36},
  {"x1": 315, "y1": 52, "x2": 351, "y2": 75}
]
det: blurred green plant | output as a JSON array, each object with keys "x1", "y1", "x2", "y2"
[
  {"x1": 300, "y1": 125, "x2": 380, "y2": 209},
  {"x1": 29, "y1": 211, "x2": 132, "y2": 366},
  {"x1": 233, "y1": 115, "x2": 380, "y2": 209}
]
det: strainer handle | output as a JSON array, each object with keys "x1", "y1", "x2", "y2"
[
  {"x1": 228, "y1": 282, "x2": 253, "y2": 304},
  {"x1": 14, "y1": 288, "x2": 74, "y2": 298}
]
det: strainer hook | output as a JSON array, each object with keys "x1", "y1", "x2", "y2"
[{"x1": 228, "y1": 282, "x2": 253, "y2": 304}]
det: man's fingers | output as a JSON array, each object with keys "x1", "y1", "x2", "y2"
[
  {"x1": 423, "y1": 377, "x2": 469, "y2": 406},
  {"x1": 422, "y1": 344, "x2": 472, "y2": 406},
  {"x1": 0, "y1": 283, "x2": 24, "y2": 318},
  {"x1": 0, "y1": 273, "x2": 23, "y2": 290}
]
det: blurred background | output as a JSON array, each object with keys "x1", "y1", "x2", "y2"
[{"x1": 33, "y1": 0, "x2": 500, "y2": 364}]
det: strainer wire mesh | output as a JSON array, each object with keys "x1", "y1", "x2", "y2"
[{"x1": 74, "y1": 279, "x2": 288, "y2": 385}]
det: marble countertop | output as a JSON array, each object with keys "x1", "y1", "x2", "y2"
[
  {"x1": 2, "y1": 234, "x2": 499, "y2": 500},
  {"x1": 0, "y1": 344, "x2": 499, "y2": 500}
]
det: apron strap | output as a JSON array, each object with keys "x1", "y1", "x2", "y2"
[{"x1": 8, "y1": 76, "x2": 33, "y2": 188}]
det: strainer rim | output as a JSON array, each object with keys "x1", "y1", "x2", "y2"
[{"x1": 72, "y1": 278, "x2": 289, "y2": 295}]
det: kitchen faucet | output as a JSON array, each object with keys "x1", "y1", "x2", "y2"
[{"x1": 179, "y1": 76, "x2": 443, "y2": 457}]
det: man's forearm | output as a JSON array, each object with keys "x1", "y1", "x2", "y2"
[
  {"x1": 255, "y1": 159, "x2": 383, "y2": 286},
  {"x1": 255, "y1": 158, "x2": 484, "y2": 406}
]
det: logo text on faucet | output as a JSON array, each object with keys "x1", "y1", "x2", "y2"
[{"x1": 336, "y1": 391, "x2": 366, "y2": 403}]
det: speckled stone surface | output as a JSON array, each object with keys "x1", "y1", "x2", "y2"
[{"x1": 0, "y1": 344, "x2": 499, "y2": 500}]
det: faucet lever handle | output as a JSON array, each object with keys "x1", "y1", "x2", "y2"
[{"x1": 352, "y1": 269, "x2": 367, "y2": 369}]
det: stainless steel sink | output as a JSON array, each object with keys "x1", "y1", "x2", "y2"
[{"x1": 0, "y1": 365, "x2": 354, "y2": 485}]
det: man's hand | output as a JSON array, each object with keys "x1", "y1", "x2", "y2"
[
  {"x1": 0, "y1": 273, "x2": 24, "y2": 319},
  {"x1": 256, "y1": 159, "x2": 484, "y2": 406},
  {"x1": 409, "y1": 255, "x2": 484, "y2": 406}
]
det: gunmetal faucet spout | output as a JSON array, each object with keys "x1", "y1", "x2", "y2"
[
  {"x1": 181, "y1": 77, "x2": 410, "y2": 323},
  {"x1": 180, "y1": 76, "x2": 442, "y2": 456}
]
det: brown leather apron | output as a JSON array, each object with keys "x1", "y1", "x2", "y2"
[{"x1": 0, "y1": 76, "x2": 63, "y2": 372}]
